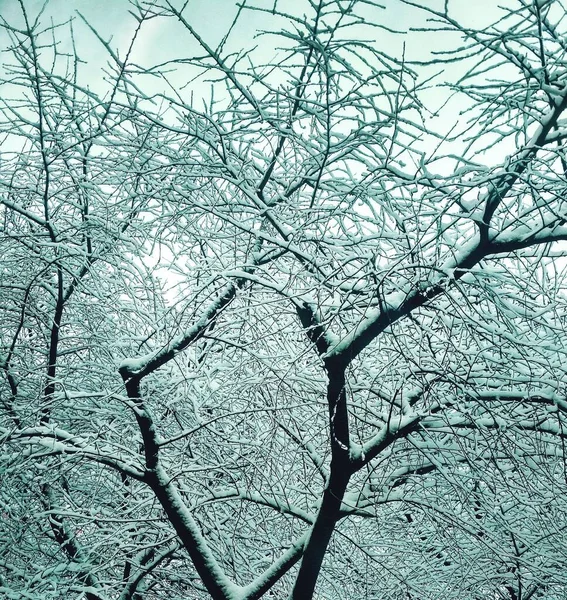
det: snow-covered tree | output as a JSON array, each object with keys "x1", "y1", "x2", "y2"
[{"x1": 2, "y1": 1, "x2": 567, "y2": 598}]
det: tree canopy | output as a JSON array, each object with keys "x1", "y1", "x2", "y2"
[{"x1": 2, "y1": 1, "x2": 567, "y2": 599}]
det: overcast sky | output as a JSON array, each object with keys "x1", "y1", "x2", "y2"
[
  {"x1": 1, "y1": 0, "x2": 510, "y2": 79},
  {"x1": 0, "y1": 0, "x2": 519, "y2": 171}
]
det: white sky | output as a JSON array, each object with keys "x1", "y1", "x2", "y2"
[
  {"x1": 1, "y1": 0, "x2": 554, "y2": 296},
  {"x1": 0, "y1": 0, "x2": 521, "y2": 172},
  {"x1": 1, "y1": 1, "x2": 510, "y2": 82}
]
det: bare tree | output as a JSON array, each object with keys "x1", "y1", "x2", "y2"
[{"x1": 2, "y1": 1, "x2": 567, "y2": 599}]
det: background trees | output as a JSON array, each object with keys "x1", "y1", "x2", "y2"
[{"x1": 2, "y1": 0, "x2": 567, "y2": 598}]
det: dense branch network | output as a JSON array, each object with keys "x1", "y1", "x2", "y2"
[{"x1": 2, "y1": 1, "x2": 567, "y2": 599}]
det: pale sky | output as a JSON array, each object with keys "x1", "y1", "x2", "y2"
[
  {"x1": 1, "y1": 1, "x2": 511, "y2": 81},
  {"x1": 0, "y1": 0, "x2": 520, "y2": 172}
]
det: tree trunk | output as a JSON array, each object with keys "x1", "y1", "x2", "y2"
[{"x1": 289, "y1": 462, "x2": 350, "y2": 600}]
